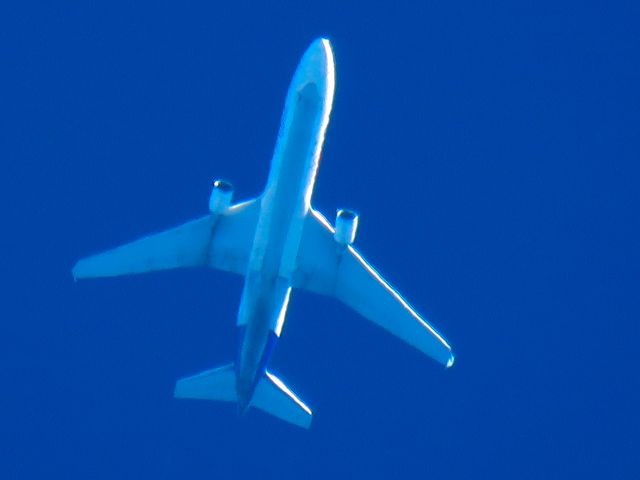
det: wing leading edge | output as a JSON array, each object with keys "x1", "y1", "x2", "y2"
[
  {"x1": 293, "y1": 209, "x2": 454, "y2": 367},
  {"x1": 73, "y1": 199, "x2": 260, "y2": 280}
]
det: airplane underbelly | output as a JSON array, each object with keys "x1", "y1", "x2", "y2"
[
  {"x1": 235, "y1": 77, "x2": 327, "y2": 392},
  {"x1": 235, "y1": 273, "x2": 291, "y2": 397},
  {"x1": 252, "y1": 81, "x2": 325, "y2": 281}
]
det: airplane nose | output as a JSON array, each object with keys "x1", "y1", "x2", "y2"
[{"x1": 294, "y1": 38, "x2": 335, "y2": 96}]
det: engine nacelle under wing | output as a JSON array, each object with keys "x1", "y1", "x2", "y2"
[
  {"x1": 209, "y1": 179, "x2": 234, "y2": 214},
  {"x1": 334, "y1": 209, "x2": 358, "y2": 245}
]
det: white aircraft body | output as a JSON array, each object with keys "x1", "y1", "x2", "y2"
[{"x1": 73, "y1": 38, "x2": 454, "y2": 428}]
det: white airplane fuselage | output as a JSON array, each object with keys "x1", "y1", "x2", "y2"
[
  {"x1": 73, "y1": 37, "x2": 454, "y2": 428},
  {"x1": 234, "y1": 39, "x2": 335, "y2": 410}
]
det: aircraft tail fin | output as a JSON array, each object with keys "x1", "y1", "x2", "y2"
[
  {"x1": 174, "y1": 364, "x2": 237, "y2": 402},
  {"x1": 251, "y1": 371, "x2": 312, "y2": 429},
  {"x1": 174, "y1": 365, "x2": 312, "y2": 428}
]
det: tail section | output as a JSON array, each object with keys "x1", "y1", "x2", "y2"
[
  {"x1": 251, "y1": 371, "x2": 312, "y2": 428},
  {"x1": 174, "y1": 364, "x2": 237, "y2": 402},
  {"x1": 174, "y1": 364, "x2": 312, "y2": 429}
]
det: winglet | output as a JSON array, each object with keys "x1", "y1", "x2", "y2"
[{"x1": 446, "y1": 353, "x2": 455, "y2": 368}]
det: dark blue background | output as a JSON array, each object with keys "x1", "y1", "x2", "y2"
[{"x1": 2, "y1": 1, "x2": 638, "y2": 478}]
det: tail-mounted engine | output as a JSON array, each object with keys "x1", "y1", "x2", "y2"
[
  {"x1": 334, "y1": 209, "x2": 359, "y2": 245},
  {"x1": 209, "y1": 179, "x2": 234, "y2": 214}
]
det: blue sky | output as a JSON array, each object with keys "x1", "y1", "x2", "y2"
[{"x1": 1, "y1": 1, "x2": 638, "y2": 478}]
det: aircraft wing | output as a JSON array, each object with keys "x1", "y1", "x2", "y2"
[
  {"x1": 293, "y1": 209, "x2": 454, "y2": 367},
  {"x1": 73, "y1": 199, "x2": 260, "y2": 280}
]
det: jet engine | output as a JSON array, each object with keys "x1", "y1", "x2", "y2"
[
  {"x1": 209, "y1": 179, "x2": 234, "y2": 214},
  {"x1": 334, "y1": 209, "x2": 359, "y2": 245}
]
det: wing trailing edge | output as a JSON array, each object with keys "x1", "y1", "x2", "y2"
[
  {"x1": 73, "y1": 199, "x2": 260, "y2": 280},
  {"x1": 293, "y1": 209, "x2": 454, "y2": 367}
]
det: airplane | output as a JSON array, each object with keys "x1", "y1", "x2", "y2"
[{"x1": 73, "y1": 38, "x2": 454, "y2": 429}]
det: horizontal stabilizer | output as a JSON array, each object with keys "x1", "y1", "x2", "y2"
[
  {"x1": 174, "y1": 364, "x2": 236, "y2": 402},
  {"x1": 251, "y1": 371, "x2": 312, "y2": 429},
  {"x1": 174, "y1": 365, "x2": 312, "y2": 428}
]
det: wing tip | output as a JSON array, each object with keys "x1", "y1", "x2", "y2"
[
  {"x1": 72, "y1": 257, "x2": 93, "y2": 281},
  {"x1": 446, "y1": 352, "x2": 455, "y2": 368},
  {"x1": 71, "y1": 261, "x2": 82, "y2": 281}
]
